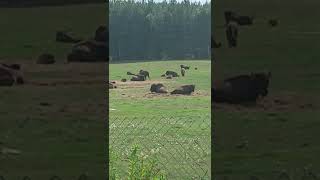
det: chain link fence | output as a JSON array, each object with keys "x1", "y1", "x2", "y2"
[
  {"x1": 0, "y1": 174, "x2": 90, "y2": 180},
  {"x1": 214, "y1": 168, "x2": 320, "y2": 180},
  {"x1": 109, "y1": 115, "x2": 211, "y2": 179}
]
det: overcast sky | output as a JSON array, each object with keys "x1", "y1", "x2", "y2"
[{"x1": 140, "y1": 0, "x2": 210, "y2": 4}]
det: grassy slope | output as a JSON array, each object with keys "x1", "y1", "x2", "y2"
[
  {"x1": 109, "y1": 60, "x2": 211, "y2": 178},
  {"x1": 109, "y1": 60, "x2": 211, "y2": 117},
  {"x1": 0, "y1": 4, "x2": 107, "y2": 61},
  {"x1": 0, "y1": 4, "x2": 106, "y2": 179},
  {"x1": 213, "y1": 0, "x2": 320, "y2": 179}
]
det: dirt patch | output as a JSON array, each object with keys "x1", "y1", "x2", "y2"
[
  {"x1": 28, "y1": 79, "x2": 104, "y2": 86},
  {"x1": 143, "y1": 90, "x2": 210, "y2": 98},
  {"x1": 111, "y1": 80, "x2": 165, "y2": 89},
  {"x1": 214, "y1": 92, "x2": 317, "y2": 112}
]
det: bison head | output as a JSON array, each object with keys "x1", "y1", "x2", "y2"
[{"x1": 250, "y1": 72, "x2": 271, "y2": 97}]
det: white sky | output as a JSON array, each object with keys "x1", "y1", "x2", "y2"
[{"x1": 138, "y1": 0, "x2": 210, "y2": 4}]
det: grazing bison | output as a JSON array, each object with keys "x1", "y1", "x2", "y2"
[
  {"x1": 213, "y1": 72, "x2": 271, "y2": 103},
  {"x1": 0, "y1": 64, "x2": 24, "y2": 86},
  {"x1": 226, "y1": 21, "x2": 238, "y2": 48},
  {"x1": 180, "y1": 65, "x2": 190, "y2": 70},
  {"x1": 139, "y1": 70, "x2": 150, "y2": 80},
  {"x1": 56, "y1": 31, "x2": 82, "y2": 43},
  {"x1": 224, "y1": 11, "x2": 254, "y2": 26},
  {"x1": 165, "y1": 71, "x2": 179, "y2": 77},
  {"x1": 150, "y1": 83, "x2": 167, "y2": 93},
  {"x1": 37, "y1": 53, "x2": 55, "y2": 64},
  {"x1": 130, "y1": 75, "x2": 145, "y2": 81},
  {"x1": 171, "y1": 85, "x2": 195, "y2": 95},
  {"x1": 181, "y1": 68, "x2": 186, "y2": 77}
]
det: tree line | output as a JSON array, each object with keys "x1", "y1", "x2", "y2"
[
  {"x1": 109, "y1": 0, "x2": 211, "y2": 61},
  {"x1": 0, "y1": 0, "x2": 105, "y2": 7}
]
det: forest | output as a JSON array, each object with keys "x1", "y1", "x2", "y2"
[{"x1": 109, "y1": 0, "x2": 211, "y2": 61}]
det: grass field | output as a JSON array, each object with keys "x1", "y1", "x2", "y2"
[
  {"x1": 213, "y1": 0, "x2": 320, "y2": 179},
  {"x1": 0, "y1": 4, "x2": 106, "y2": 179},
  {"x1": 109, "y1": 60, "x2": 211, "y2": 178}
]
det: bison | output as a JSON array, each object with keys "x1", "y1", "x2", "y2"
[
  {"x1": 150, "y1": 83, "x2": 167, "y2": 93},
  {"x1": 181, "y1": 68, "x2": 186, "y2": 77},
  {"x1": 213, "y1": 72, "x2": 271, "y2": 103},
  {"x1": 224, "y1": 11, "x2": 254, "y2": 26},
  {"x1": 180, "y1": 65, "x2": 190, "y2": 70},
  {"x1": 139, "y1": 70, "x2": 150, "y2": 80},
  {"x1": 171, "y1": 85, "x2": 195, "y2": 95},
  {"x1": 226, "y1": 21, "x2": 238, "y2": 48},
  {"x1": 165, "y1": 71, "x2": 179, "y2": 77},
  {"x1": 0, "y1": 64, "x2": 24, "y2": 86},
  {"x1": 130, "y1": 75, "x2": 145, "y2": 81},
  {"x1": 56, "y1": 31, "x2": 82, "y2": 43}
]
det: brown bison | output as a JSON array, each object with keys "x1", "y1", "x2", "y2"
[
  {"x1": 139, "y1": 70, "x2": 150, "y2": 80},
  {"x1": 56, "y1": 31, "x2": 82, "y2": 43},
  {"x1": 171, "y1": 85, "x2": 195, "y2": 95},
  {"x1": 213, "y1": 72, "x2": 271, "y2": 103},
  {"x1": 224, "y1": 11, "x2": 254, "y2": 26},
  {"x1": 67, "y1": 40, "x2": 108, "y2": 62},
  {"x1": 226, "y1": 21, "x2": 238, "y2": 48},
  {"x1": 150, "y1": 83, "x2": 167, "y2": 93},
  {"x1": 0, "y1": 64, "x2": 24, "y2": 86},
  {"x1": 94, "y1": 25, "x2": 107, "y2": 42},
  {"x1": 131, "y1": 75, "x2": 145, "y2": 81},
  {"x1": 181, "y1": 68, "x2": 186, "y2": 77},
  {"x1": 165, "y1": 71, "x2": 179, "y2": 77},
  {"x1": 180, "y1": 65, "x2": 190, "y2": 69}
]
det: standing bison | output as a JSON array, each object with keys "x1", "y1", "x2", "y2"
[
  {"x1": 213, "y1": 72, "x2": 271, "y2": 103},
  {"x1": 139, "y1": 70, "x2": 150, "y2": 80},
  {"x1": 226, "y1": 21, "x2": 238, "y2": 48}
]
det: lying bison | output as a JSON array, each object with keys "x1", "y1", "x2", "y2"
[
  {"x1": 0, "y1": 64, "x2": 24, "y2": 86},
  {"x1": 213, "y1": 72, "x2": 271, "y2": 104},
  {"x1": 165, "y1": 71, "x2": 179, "y2": 77},
  {"x1": 150, "y1": 83, "x2": 167, "y2": 93},
  {"x1": 171, "y1": 85, "x2": 195, "y2": 95},
  {"x1": 56, "y1": 31, "x2": 82, "y2": 43},
  {"x1": 67, "y1": 40, "x2": 108, "y2": 63},
  {"x1": 131, "y1": 75, "x2": 145, "y2": 81}
]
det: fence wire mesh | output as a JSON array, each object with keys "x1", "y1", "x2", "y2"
[{"x1": 109, "y1": 115, "x2": 211, "y2": 179}]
